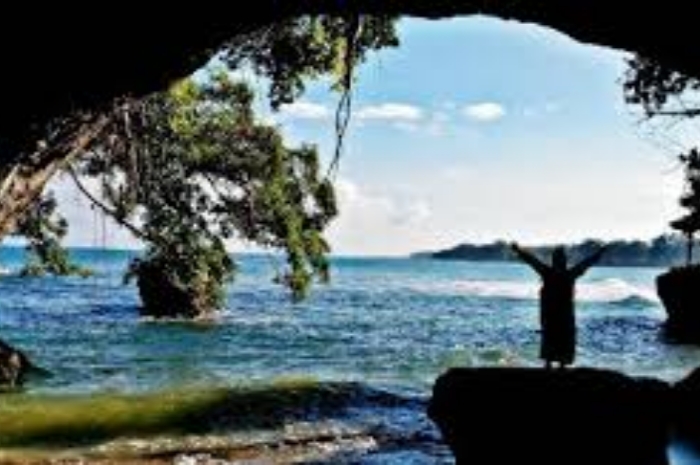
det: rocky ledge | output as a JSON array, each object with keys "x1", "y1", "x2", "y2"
[{"x1": 428, "y1": 367, "x2": 672, "y2": 465}]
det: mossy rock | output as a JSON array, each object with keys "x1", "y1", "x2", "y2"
[
  {"x1": 135, "y1": 261, "x2": 217, "y2": 319},
  {"x1": 0, "y1": 339, "x2": 32, "y2": 389}
]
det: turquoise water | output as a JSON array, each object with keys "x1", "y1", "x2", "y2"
[
  {"x1": 1, "y1": 248, "x2": 696, "y2": 393},
  {"x1": 1, "y1": 248, "x2": 699, "y2": 462}
]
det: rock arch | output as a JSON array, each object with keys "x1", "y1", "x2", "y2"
[{"x1": 0, "y1": 2, "x2": 693, "y2": 157}]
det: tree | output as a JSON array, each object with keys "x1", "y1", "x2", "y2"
[
  {"x1": 71, "y1": 17, "x2": 397, "y2": 317},
  {"x1": 670, "y1": 149, "x2": 700, "y2": 266},
  {"x1": 12, "y1": 193, "x2": 91, "y2": 278},
  {"x1": 624, "y1": 55, "x2": 700, "y2": 119},
  {"x1": 73, "y1": 72, "x2": 338, "y2": 317},
  {"x1": 0, "y1": 16, "x2": 397, "y2": 316},
  {"x1": 0, "y1": 16, "x2": 398, "y2": 378},
  {"x1": 624, "y1": 57, "x2": 700, "y2": 266},
  {"x1": 0, "y1": 15, "x2": 398, "y2": 245},
  {"x1": 625, "y1": 55, "x2": 700, "y2": 341}
]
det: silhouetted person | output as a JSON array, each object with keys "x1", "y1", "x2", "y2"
[{"x1": 510, "y1": 243, "x2": 607, "y2": 369}]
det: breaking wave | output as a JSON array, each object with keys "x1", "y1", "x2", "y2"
[{"x1": 421, "y1": 278, "x2": 659, "y2": 304}]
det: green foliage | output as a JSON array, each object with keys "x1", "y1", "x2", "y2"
[
  {"x1": 222, "y1": 16, "x2": 399, "y2": 108},
  {"x1": 0, "y1": 381, "x2": 364, "y2": 449},
  {"x1": 124, "y1": 237, "x2": 234, "y2": 316},
  {"x1": 13, "y1": 193, "x2": 91, "y2": 278},
  {"x1": 82, "y1": 72, "x2": 337, "y2": 313},
  {"x1": 71, "y1": 16, "x2": 399, "y2": 315},
  {"x1": 624, "y1": 57, "x2": 700, "y2": 265}
]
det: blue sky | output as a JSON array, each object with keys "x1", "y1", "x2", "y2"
[{"x1": 53, "y1": 16, "x2": 685, "y2": 255}]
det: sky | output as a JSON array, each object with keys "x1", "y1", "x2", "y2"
[{"x1": 48, "y1": 16, "x2": 689, "y2": 256}]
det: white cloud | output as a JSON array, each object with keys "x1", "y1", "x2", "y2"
[
  {"x1": 353, "y1": 105, "x2": 448, "y2": 134},
  {"x1": 278, "y1": 101, "x2": 330, "y2": 120},
  {"x1": 328, "y1": 178, "x2": 433, "y2": 255},
  {"x1": 356, "y1": 103, "x2": 424, "y2": 122},
  {"x1": 335, "y1": 179, "x2": 431, "y2": 226},
  {"x1": 389, "y1": 199, "x2": 432, "y2": 226},
  {"x1": 463, "y1": 102, "x2": 506, "y2": 122}
]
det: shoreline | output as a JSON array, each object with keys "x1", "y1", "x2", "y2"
[{"x1": 0, "y1": 381, "x2": 446, "y2": 464}]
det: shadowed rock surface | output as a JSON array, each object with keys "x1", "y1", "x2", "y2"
[
  {"x1": 135, "y1": 262, "x2": 212, "y2": 319},
  {"x1": 428, "y1": 367, "x2": 671, "y2": 465},
  {"x1": 657, "y1": 267, "x2": 700, "y2": 344},
  {"x1": 671, "y1": 367, "x2": 700, "y2": 451}
]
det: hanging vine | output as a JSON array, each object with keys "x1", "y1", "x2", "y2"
[{"x1": 329, "y1": 14, "x2": 362, "y2": 177}]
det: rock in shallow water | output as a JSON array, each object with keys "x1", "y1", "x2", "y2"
[
  {"x1": 657, "y1": 266, "x2": 700, "y2": 344},
  {"x1": 0, "y1": 338, "x2": 32, "y2": 388},
  {"x1": 428, "y1": 367, "x2": 671, "y2": 465}
]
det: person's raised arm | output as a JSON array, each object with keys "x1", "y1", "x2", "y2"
[
  {"x1": 510, "y1": 242, "x2": 548, "y2": 277},
  {"x1": 570, "y1": 245, "x2": 608, "y2": 278}
]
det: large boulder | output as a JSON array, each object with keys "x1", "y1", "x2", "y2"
[
  {"x1": 671, "y1": 367, "x2": 700, "y2": 449},
  {"x1": 657, "y1": 266, "x2": 700, "y2": 343},
  {"x1": 0, "y1": 339, "x2": 32, "y2": 388},
  {"x1": 135, "y1": 261, "x2": 201, "y2": 319},
  {"x1": 133, "y1": 259, "x2": 220, "y2": 319},
  {"x1": 428, "y1": 368, "x2": 671, "y2": 465}
]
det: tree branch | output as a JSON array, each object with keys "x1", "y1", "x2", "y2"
[
  {"x1": 651, "y1": 109, "x2": 700, "y2": 118},
  {"x1": 0, "y1": 114, "x2": 111, "y2": 239},
  {"x1": 65, "y1": 165, "x2": 151, "y2": 244}
]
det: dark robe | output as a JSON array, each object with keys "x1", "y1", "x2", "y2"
[
  {"x1": 511, "y1": 244, "x2": 605, "y2": 367},
  {"x1": 539, "y1": 270, "x2": 576, "y2": 364}
]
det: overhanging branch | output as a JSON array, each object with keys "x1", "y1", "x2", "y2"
[{"x1": 65, "y1": 165, "x2": 151, "y2": 244}]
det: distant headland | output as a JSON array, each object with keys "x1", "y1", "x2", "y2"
[{"x1": 412, "y1": 234, "x2": 689, "y2": 267}]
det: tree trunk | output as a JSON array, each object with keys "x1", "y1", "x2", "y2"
[{"x1": 0, "y1": 115, "x2": 108, "y2": 241}]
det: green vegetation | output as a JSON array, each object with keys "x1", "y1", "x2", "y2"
[
  {"x1": 27, "y1": 16, "x2": 398, "y2": 317},
  {"x1": 0, "y1": 380, "x2": 364, "y2": 448},
  {"x1": 0, "y1": 17, "x2": 398, "y2": 313},
  {"x1": 12, "y1": 193, "x2": 91, "y2": 278},
  {"x1": 420, "y1": 235, "x2": 689, "y2": 267},
  {"x1": 76, "y1": 73, "x2": 338, "y2": 316},
  {"x1": 624, "y1": 55, "x2": 700, "y2": 268},
  {"x1": 222, "y1": 16, "x2": 399, "y2": 109}
]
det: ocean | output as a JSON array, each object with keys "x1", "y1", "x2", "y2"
[{"x1": 1, "y1": 247, "x2": 699, "y2": 463}]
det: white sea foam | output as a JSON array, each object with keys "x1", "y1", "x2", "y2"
[{"x1": 419, "y1": 278, "x2": 659, "y2": 304}]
